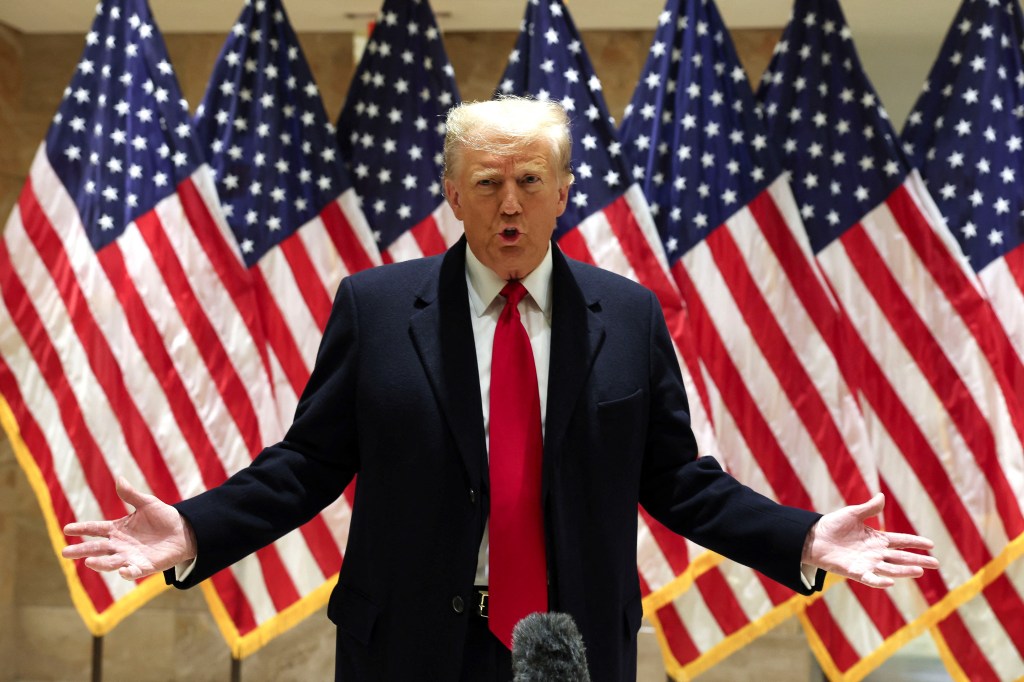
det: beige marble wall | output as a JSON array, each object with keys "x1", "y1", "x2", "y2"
[
  {"x1": 0, "y1": 24, "x2": 820, "y2": 682},
  {"x1": 0, "y1": 439, "x2": 18, "y2": 679}
]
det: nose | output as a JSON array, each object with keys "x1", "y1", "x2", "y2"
[{"x1": 499, "y1": 186, "x2": 523, "y2": 215}]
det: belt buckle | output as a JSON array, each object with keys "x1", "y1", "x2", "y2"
[{"x1": 476, "y1": 589, "x2": 489, "y2": 618}]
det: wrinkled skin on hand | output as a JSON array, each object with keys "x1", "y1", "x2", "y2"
[
  {"x1": 802, "y1": 493, "x2": 939, "y2": 588},
  {"x1": 62, "y1": 477, "x2": 196, "y2": 581}
]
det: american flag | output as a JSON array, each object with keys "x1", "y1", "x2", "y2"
[
  {"x1": 901, "y1": 1, "x2": 1024, "y2": 678},
  {"x1": 191, "y1": 0, "x2": 380, "y2": 655},
  {"x1": 335, "y1": 0, "x2": 463, "y2": 263},
  {"x1": 0, "y1": 0, "x2": 280, "y2": 637},
  {"x1": 619, "y1": 0, "x2": 882, "y2": 676},
  {"x1": 758, "y1": 0, "x2": 1024, "y2": 679},
  {"x1": 495, "y1": 0, "x2": 728, "y2": 637},
  {"x1": 903, "y1": 0, "x2": 1024, "y2": 360}
]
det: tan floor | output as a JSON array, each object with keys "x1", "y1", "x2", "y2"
[
  {"x1": 635, "y1": 616, "x2": 819, "y2": 681},
  {"x1": 638, "y1": 622, "x2": 670, "y2": 681}
]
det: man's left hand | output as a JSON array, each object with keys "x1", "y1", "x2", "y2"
[{"x1": 802, "y1": 493, "x2": 940, "y2": 588}]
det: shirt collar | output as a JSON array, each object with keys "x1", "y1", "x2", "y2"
[{"x1": 465, "y1": 243, "x2": 553, "y2": 319}]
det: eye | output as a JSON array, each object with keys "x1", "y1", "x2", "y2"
[{"x1": 521, "y1": 175, "x2": 540, "y2": 184}]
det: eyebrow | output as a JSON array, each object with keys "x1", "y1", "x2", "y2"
[{"x1": 468, "y1": 160, "x2": 550, "y2": 182}]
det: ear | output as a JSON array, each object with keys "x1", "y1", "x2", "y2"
[
  {"x1": 444, "y1": 178, "x2": 463, "y2": 220},
  {"x1": 554, "y1": 181, "x2": 570, "y2": 218}
]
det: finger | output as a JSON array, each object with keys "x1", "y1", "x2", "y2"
[
  {"x1": 115, "y1": 476, "x2": 152, "y2": 510},
  {"x1": 84, "y1": 554, "x2": 135, "y2": 573},
  {"x1": 63, "y1": 520, "x2": 115, "y2": 538},
  {"x1": 882, "y1": 532, "x2": 935, "y2": 552},
  {"x1": 853, "y1": 572, "x2": 895, "y2": 589},
  {"x1": 62, "y1": 539, "x2": 115, "y2": 560},
  {"x1": 118, "y1": 563, "x2": 145, "y2": 581},
  {"x1": 883, "y1": 548, "x2": 940, "y2": 570},
  {"x1": 872, "y1": 562, "x2": 925, "y2": 580},
  {"x1": 849, "y1": 492, "x2": 885, "y2": 523}
]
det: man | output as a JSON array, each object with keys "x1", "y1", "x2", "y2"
[{"x1": 62, "y1": 97, "x2": 937, "y2": 681}]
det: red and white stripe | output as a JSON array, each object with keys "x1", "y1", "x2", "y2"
[
  {"x1": 647, "y1": 559, "x2": 805, "y2": 679},
  {"x1": 978, "y1": 245, "x2": 1024, "y2": 369},
  {"x1": 0, "y1": 148, "x2": 272, "y2": 625},
  {"x1": 931, "y1": 554, "x2": 1024, "y2": 682},
  {"x1": 0, "y1": 148, "x2": 364, "y2": 648},
  {"x1": 251, "y1": 188, "x2": 381, "y2": 426},
  {"x1": 203, "y1": 181, "x2": 382, "y2": 649},
  {"x1": 379, "y1": 201, "x2": 463, "y2": 264},
  {"x1": 674, "y1": 178, "x2": 877, "y2": 511},
  {"x1": 801, "y1": 172, "x2": 1024, "y2": 680},
  {"x1": 629, "y1": 175, "x2": 902, "y2": 675},
  {"x1": 630, "y1": 171, "x2": 1024, "y2": 675}
]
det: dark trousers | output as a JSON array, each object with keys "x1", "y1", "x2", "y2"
[
  {"x1": 334, "y1": 613, "x2": 512, "y2": 680},
  {"x1": 460, "y1": 612, "x2": 513, "y2": 682}
]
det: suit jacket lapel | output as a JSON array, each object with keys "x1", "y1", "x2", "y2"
[
  {"x1": 407, "y1": 240, "x2": 605, "y2": 494},
  {"x1": 544, "y1": 245, "x2": 605, "y2": 495},
  {"x1": 408, "y1": 238, "x2": 486, "y2": 486}
]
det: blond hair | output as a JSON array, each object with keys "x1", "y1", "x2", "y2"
[{"x1": 443, "y1": 96, "x2": 575, "y2": 184}]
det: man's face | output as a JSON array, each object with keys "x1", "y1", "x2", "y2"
[{"x1": 444, "y1": 139, "x2": 570, "y2": 281}]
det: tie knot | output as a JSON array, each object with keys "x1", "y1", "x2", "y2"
[{"x1": 500, "y1": 280, "x2": 528, "y2": 308}]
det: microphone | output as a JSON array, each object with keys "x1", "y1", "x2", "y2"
[{"x1": 511, "y1": 612, "x2": 591, "y2": 681}]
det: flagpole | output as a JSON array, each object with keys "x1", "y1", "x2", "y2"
[
  {"x1": 91, "y1": 635, "x2": 102, "y2": 682},
  {"x1": 231, "y1": 655, "x2": 241, "y2": 682}
]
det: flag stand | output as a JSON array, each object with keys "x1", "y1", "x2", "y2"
[
  {"x1": 231, "y1": 655, "x2": 241, "y2": 682},
  {"x1": 91, "y1": 635, "x2": 102, "y2": 682}
]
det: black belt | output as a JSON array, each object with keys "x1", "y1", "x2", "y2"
[{"x1": 473, "y1": 586, "x2": 489, "y2": 618}]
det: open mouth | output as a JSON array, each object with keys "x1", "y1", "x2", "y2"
[{"x1": 501, "y1": 228, "x2": 520, "y2": 242}]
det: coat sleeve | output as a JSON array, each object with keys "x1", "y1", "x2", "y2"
[
  {"x1": 166, "y1": 277, "x2": 363, "y2": 587},
  {"x1": 636, "y1": 292, "x2": 824, "y2": 595}
]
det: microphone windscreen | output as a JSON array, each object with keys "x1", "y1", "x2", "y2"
[{"x1": 511, "y1": 612, "x2": 591, "y2": 681}]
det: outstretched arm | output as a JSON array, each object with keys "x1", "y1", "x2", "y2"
[
  {"x1": 802, "y1": 493, "x2": 939, "y2": 588},
  {"x1": 61, "y1": 477, "x2": 196, "y2": 581}
]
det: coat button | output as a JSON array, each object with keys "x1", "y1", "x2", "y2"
[
  {"x1": 469, "y1": 488, "x2": 477, "y2": 504},
  {"x1": 452, "y1": 595, "x2": 465, "y2": 614}
]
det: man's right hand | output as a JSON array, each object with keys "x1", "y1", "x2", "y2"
[{"x1": 62, "y1": 477, "x2": 197, "y2": 581}]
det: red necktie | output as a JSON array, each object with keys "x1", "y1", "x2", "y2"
[{"x1": 488, "y1": 280, "x2": 547, "y2": 648}]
